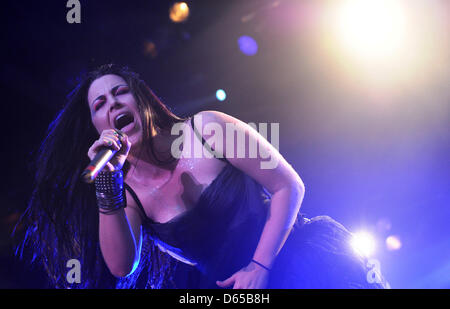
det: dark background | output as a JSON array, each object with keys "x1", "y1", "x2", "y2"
[{"x1": 0, "y1": 0, "x2": 449, "y2": 288}]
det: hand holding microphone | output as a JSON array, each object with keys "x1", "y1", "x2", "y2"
[{"x1": 82, "y1": 129, "x2": 131, "y2": 183}]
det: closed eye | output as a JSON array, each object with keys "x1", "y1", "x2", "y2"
[
  {"x1": 115, "y1": 86, "x2": 129, "y2": 96},
  {"x1": 94, "y1": 100, "x2": 104, "y2": 111}
]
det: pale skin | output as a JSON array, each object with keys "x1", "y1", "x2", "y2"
[{"x1": 87, "y1": 74, "x2": 305, "y2": 288}]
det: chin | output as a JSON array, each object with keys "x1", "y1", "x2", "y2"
[{"x1": 128, "y1": 133, "x2": 142, "y2": 147}]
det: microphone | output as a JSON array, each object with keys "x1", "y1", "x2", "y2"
[{"x1": 81, "y1": 131, "x2": 124, "y2": 184}]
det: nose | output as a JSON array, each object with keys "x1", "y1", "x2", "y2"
[{"x1": 109, "y1": 99, "x2": 123, "y2": 112}]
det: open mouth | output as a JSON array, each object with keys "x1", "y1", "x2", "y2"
[{"x1": 114, "y1": 112, "x2": 135, "y2": 131}]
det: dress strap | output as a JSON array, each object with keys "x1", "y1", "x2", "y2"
[
  {"x1": 124, "y1": 182, "x2": 148, "y2": 221},
  {"x1": 191, "y1": 115, "x2": 229, "y2": 164}
]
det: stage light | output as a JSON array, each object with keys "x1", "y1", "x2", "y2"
[
  {"x1": 386, "y1": 235, "x2": 402, "y2": 251},
  {"x1": 318, "y1": 0, "x2": 447, "y2": 93},
  {"x1": 351, "y1": 231, "x2": 376, "y2": 257},
  {"x1": 216, "y1": 89, "x2": 226, "y2": 101},
  {"x1": 143, "y1": 41, "x2": 157, "y2": 58},
  {"x1": 169, "y1": 2, "x2": 190, "y2": 23},
  {"x1": 238, "y1": 35, "x2": 258, "y2": 56},
  {"x1": 333, "y1": 0, "x2": 408, "y2": 62}
]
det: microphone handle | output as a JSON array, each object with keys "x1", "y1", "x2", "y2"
[{"x1": 81, "y1": 148, "x2": 117, "y2": 183}]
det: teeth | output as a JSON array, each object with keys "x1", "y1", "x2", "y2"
[{"x1": 115, "y1": 113, "x2": 127, "y2": 122}]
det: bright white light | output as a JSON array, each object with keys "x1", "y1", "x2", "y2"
[
  {"x1": 334, "y1": 0, "x2": 408, "y2": 62},
  {"x1": 351, "y1": 231, "x2": 376, "y2": 257},
  {"x1": 216, "y1": 89, "x2": 226, "y2": 101},
  {"x1": 321, "y1": 0, "x2": 448, "y2": 93}
]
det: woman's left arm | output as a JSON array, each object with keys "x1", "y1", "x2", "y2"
[{"x1": 195, "y1": 111, "x2": 305, "y2": 289}]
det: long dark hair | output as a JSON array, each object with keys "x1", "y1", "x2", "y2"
[{"x1": 15, "y1": 64, "x2": 188, "y2": 288}]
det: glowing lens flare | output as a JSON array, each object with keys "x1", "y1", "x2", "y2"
[
  {"x1": 169, "y1": 2, "x2": 190, "y2": 23},
  {"x1": 216, "y1": 89, "x2": 227, "y2": 101},
  {"x1": 238, "y1": 35, "x2": 258, "y2": 56},
  {"x1": 351, "y1": 231, "x2": 376, "y2": 257},
  {"x1": 386, "y1": 235, "x2": 402, "y2": 251},
  {"x1": 334, "y1": 0, "x2": 408, "y2": 61}
]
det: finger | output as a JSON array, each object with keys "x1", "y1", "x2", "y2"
[
  {"x1": 113, "y1": 129, "x2": 124, "y2": 139},
  {"x1": 233, "y1": 281, "x2": 245, "y2": 290},
  {"x1": 119, "y1": 132, "x2": 128, "y2": 143},
  {"x1": 108, "y1": 129, "x2": 127, "y2": 144},
  {"x1": 102, "y1": 136, "x2": 121, "y2": 151},
  {"x1": 87, "y1": 139, "x2": 108, "y2": 160},
  {"x1": 216, "y1": 280, "x2": 232, "y2": 288},
  {"x1": 102, "y1": 162, "x2": 115, "y2": 172},
  {"x1": 103, "y1": 128, "x2": 120, "y2": 136},
  {"x1": 216, "y1": 275, "x2": 236, "y2": 288},
  {"x1": 119, "y1": 132, "x2": 130, "y2": 148},
  {"x1": 116, "y1": 134, "x2": 131, "y2": 155},
  {"x1": 119, "y1": 132, "x2": 130, "y2": 145},
  {"x1": 104, "y1": 129, "x2": 121, "y2": 137},
  {"x1": 102, "y1": 131, "x2": 122, "y2": 146}
]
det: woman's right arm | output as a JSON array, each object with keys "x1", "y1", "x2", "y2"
[{"x1": 88, "y1": 129, "x2": 141, "y2": 278}]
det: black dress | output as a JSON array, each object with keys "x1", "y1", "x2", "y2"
[{"x1": 116, "y1": 116, "x2": 388, "y2": 289}]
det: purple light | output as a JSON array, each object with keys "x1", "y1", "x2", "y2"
[{"x1": 238, "y1": 35, "x2": 258, "y2": 56}]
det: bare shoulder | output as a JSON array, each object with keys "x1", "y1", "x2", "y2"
[
  {"x1": 193, "y1": 110, "x2": 304, "y2": 194},
  {"x1": 192, "y1": 110, "x2": 246, "y2": 137},
  {"x1": 194, "y1": 110, "x2": 235, "y2": 124}
]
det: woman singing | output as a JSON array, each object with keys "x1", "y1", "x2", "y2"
[{"x1": 16, "y1": 64, "x2": 387, "y2": 289}]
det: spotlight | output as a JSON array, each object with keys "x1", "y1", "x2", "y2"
[
  {"x1": 351, "y1": 231, "x2": 376, "y2": 257},
  {"x1": 143, "y1": 41, "x2": 157, "y2": 58},
  {"x1": 216, "y1": 89, "x2": 227, "y2": 102},
  {"x1": 238, "y1": 36, "x2": 258, "y2": 56},
  {"x1": 169, "y1": 2, "x2": 190, "y2": 23},
  {"x1": 334, "y1": 0, "x2": 408, "y2": 61},
  {"x1": 386, "y1": 235, "x2": 402, "y2": 251}
]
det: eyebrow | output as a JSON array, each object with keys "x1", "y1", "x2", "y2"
[{"x1": 91, "y1": 84, "x2": 128, "y2": 107}]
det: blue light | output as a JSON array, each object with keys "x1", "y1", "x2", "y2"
[
  {"x1": 238, "y1": 35, "x2": 258, "y2": 56},
  {"x1": 216, "y1": 89, "x2": 227, "y2": 101}
]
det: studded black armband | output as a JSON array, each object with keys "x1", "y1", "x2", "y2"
[{"x1": 94, "y1": 170, "x2": 126, "y2": 214}]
